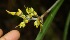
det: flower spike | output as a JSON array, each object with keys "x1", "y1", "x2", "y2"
[{"x1": 6, "y1": 7, "x2": 43, "y2": 31}]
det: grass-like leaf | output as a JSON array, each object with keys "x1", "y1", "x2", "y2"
[
  {"x1": 35, "y1": 0, "x2": 64, "y2": 40},
  {"x1": 63, "y1": 11, "x2": 70, "y2": 40}
]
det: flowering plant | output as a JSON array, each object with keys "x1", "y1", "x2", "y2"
[{"x1": 6, "y1": 7, "x2": 43, "y2": 31}]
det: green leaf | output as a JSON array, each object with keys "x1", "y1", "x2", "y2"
[
  {"x1": 63, "y1": 11, "x2": 70, "y2": 40},
  {"x1": 35, "y1": 0, "x2": 64, "y2": 40}
]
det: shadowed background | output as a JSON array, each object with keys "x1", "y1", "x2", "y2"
[{"x1": 0, "y1": 0, "x2": 70, "y2": 40}]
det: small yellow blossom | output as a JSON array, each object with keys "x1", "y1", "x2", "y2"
[
  {"x1": 29, "y1": 13, "x2": 34, "y2": 18},
  {"x1": 30, "y1": 13, "x2": 34, "y2": 16},
  {"x1": 34, "y1": 18, "x2": 40, "y2": 28},
  {"x1": 34, "y1": 18, "x2": 43, "y2": 31},
  {"x1": 40, "y1": 24, "x2": 43, "y2": 31},
  {"x1": 24, "y1": 19, "x2": 29, "y2": 23},
  {"x1": 26, "y1": 7, "x2": 38, "y2": 18},
  {"x1": 34, "y1": 21, "x2": 39, "y2": 28},
  {"x1": 26, "y1": 7, "x2": 34, "y2": 14},
  {"x1": 18, "y1": 22, "x2": 25, "y2": 28},
  {"x1": 26, "y1": 7, "x2": 30, "y2": 14},
  {"x1": 33, "y1": 11, "x2": 37, "y2": 16},
  {"x1": 20, "y1": 15, "x2": 26, "y2": 19},
  {"x1": 6, "y1": 10, "x2": 16, "y2": 15},
  {"x1": 29, "y1": 7, "x2": 34, "y2": 13},
  {"x1": 16, "y1": 9, "x2": 22, "y2": 16}
]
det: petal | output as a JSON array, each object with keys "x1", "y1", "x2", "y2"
[
  {"x1": 34, "y1": 11, "x2": 37, "y2": 16},
  {"x1": 30, "y1": 13, "x2": 34, "y2": 16},
  {"x1": 18, "y1": 9, "x2": 22, "y2": 13},
  {"x1": 6, "y1": 10, "x2": 16, "y2": 15},
  {"x1": 30, "y1": 7, "x2": 34, "y2": 12},
  {"x1": 21, "y1": 15, "x2": 26, "y2": 19},
  {"x1": 24, "y1": 19, "x2": 29, "y2": 23},
  {"x1": 18, "y1": 22, "x2": 26, "y2": 28},
  {"x1": 34, "y1": 21, "x2": 38, "y2": 28},
  {"x1": 26, "y1": 7, "x2": 30, "y2": 14}
]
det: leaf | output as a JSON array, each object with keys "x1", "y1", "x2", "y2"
[
  {"x1": 35, "y1": 0, "x2": 64, "y2": 40},
  {"x1": 63, "y1": 11, "x2": 70, "y2": 40}
]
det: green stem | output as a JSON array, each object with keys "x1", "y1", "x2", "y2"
[
  {"x1": 41, "y1": 0, "x2": 60, "y2": 19},
  {"x1": 63, "y1": 11, "x2": 70, "y2": 40}
]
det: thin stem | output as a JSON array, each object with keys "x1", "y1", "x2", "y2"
[
  {"x1": 29, "y1": 17, "x2": 37, "y2": 20},
  {"x1": 40, "y1": 0, "x2": 60, "y2": 19}
]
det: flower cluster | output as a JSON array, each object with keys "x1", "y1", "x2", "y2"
[
  {"x1": 34, "y1": 17, "x2": 43, "y2": 31},
  {"x1": 6, "y1": 7, "x2": 43, "y2": 31}
]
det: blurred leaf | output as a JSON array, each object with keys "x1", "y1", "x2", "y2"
[
  {"x1": 63, "y1": 11, "x2": 70, "y2": 40},
  {"x1": 35, "y1": 0, "x2": 64, "y2": 40}
]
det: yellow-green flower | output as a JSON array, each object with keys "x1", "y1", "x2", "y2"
[
  {"x1": 6, "y1": 10, "x2": 16, "y2": 15},
  {"x1": 33, "y1": 11, "x2": 37, "y2": 16},
  {"x1": 6, "y1": 7, "x2": 43, "y2": 31},
  {"x1": 6, "y1": 9, "x2": 23, "y2": 16},
  {"x1": 26, "y1": 7, "x2": 38, "y2": 17},
  {"x1": 28, "y1": 7, "x2": 34, "y2": 13},
  {"x1": 20, "y1": 15, "x2": 26, "y2": 19},
  {"x1": 16, "y1": 9, "x2": 23, "y2": 16},
  {"x1": 34, "y1": 18, "x2": 43, "y2": 31},
  {"x1": 18, "y1": 22, "x2": 25, "y2": 28},
  {"x1": 28, "y1": 13, "x2": 34, "y2": 18},
  {"x1": 26, "y1": 7, "x2": 34, "y2": 14},
  {"x1": 26, "y1": 7, "x2": 30, "y2": 14},
  {"x1": 34, "y1": 21, "x2": 40, "y2": 28},
  {"x1": 24, "y1": 19, "x2": 29, "y2": 23}
]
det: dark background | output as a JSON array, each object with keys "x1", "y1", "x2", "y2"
[{"x1": 0, "y1": 0, "x2": 70, "y2": 40}]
